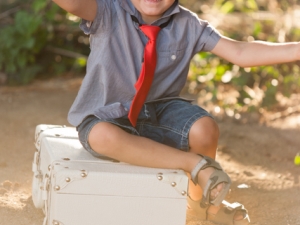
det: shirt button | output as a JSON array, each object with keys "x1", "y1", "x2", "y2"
[{"x1": 171, "y1": 55, "x2": 176, "y2": 60}]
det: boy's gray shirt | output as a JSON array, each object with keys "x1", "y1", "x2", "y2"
[{"x1": 68, "y1": 0, "x2": 221, "y2": 126}]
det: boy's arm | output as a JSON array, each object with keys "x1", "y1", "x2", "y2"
[
  {"x1": 52, "y1": 0, "x2": 97, "y2": 21},
  {"x1": 211, "y1": 36, "x2": 300, "y2": 67}
]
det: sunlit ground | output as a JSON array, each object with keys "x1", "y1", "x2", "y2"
[{"x1": 0, "y1": 181, "x2": 30, "y2": 210}]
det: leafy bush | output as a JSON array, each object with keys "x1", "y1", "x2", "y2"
[
  {"x1": 187, "y1": 0, "x2": 300, "y2": 115},
  {"x1": 0, "y1": 0, "x2": 87, "y2": 84},
  {"x1": 0, "y1": 10, "x2": 44, "y2": 83}
]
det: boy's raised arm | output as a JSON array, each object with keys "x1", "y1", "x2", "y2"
[
  {"x1": 211, "y1": 36, "x2": 300, "y2": 68},
  {"x1": 52, "y1": 0, "x2": 97, "y2": 21}
]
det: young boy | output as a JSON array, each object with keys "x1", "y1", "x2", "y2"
[{"x1": 52, "y1": 0, "x2": 300, "y2": 224}]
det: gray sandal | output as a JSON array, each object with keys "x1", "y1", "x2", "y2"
[
  {"x1": 187, "y1": 198, "x2": 250, "y2": 225},
  {"x1": 190, "y1": 154, "x2": 231, "y2": 206}
]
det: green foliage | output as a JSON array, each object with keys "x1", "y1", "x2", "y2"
[
  {"x1": 186, "y1": 0, "x2": 300, "y2": 115},
  {"x1": 213, "y1": 0, "x2": 299, "y2": 12},
  {"x1": 0, "y1": 0, "x2": 87, "y2": 84},
  {"x1": 0, "y1": 10, "x2": 44, "y2": 83},
  {"x1": 190, "y1": 47, "x2": 300, "y2": 113},
  {"x1": 214, "y1": 0, "x2": 258, "y2": 13}
]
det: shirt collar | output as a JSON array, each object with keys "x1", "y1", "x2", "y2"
[
  {"x1": 118, "y1": 0, "x2": 180, "y2": 25},
  {"x1": 118, "y1": 0, "x2": 136, "y2": 15}
]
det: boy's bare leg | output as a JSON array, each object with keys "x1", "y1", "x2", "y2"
[
  {"x1": 188, "y1": 117, "x2": 219, "y2": 200},
  {"x1": 89, "y1": 117, "x2": 244, "y2": 220},
  {"x1": 89, "y1": 117, "x2": 244, "y2": 221},
  {"x1": 88, "y1": 119, "x2": 222, "y2": 200},
  {"x1": 188, "y1": 117, "x2": 244, "y2": 221}
]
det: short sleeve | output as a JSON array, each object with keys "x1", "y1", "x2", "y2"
[
  {"x1": 79, "y1": 0, "x2": 107, "y2": 35},
  {"x1": 193, "y1": 17, "x2": 221, "y2": 54}
]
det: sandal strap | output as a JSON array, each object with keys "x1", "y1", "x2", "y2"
[
  {"x1": 190, "y1": 157, "x2": 208, "y2": 185},
  {"x1": 205, "y1": 170, "x2": 231, "y2": 206},
  {"x1": 209, "y1": 201, "x2": 250, "y2": 225},
  {"x1": 190, "y1": 154, "x2": 231, "y2": 206},
  {"x1": 187, "y1": 198, "x2": 250, "y2": 225},
  {"x1": 191, "y1": 154, "x2": 224, "y2": 185}
]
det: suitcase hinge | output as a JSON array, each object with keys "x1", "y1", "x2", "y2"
[
  {"x1": 54, "y1": 168, "x2": 88, "y2": 191},
  {"x1": 156, "y1": 172, "x2": 188, "y2": 196},
  {"x1": 42, "y1": 174, "x2": 50, "y2": 200},
  {"x1": 35, "y1": 125, "x2": 66, "y2": 142},
  {"x1": 32, "y1": 151, "x2": 40, "y2": 173},
  {"x1": 52, "y1": 220, "x2": 64, "y2": 225}
]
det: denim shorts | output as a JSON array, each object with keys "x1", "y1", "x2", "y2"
[{"x1": 77, "y1": 99, "x2": 213, "y2": 157}]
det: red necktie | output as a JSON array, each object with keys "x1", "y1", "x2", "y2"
[{"x1": 128, "y1": 25, "x2": 161, "y2": 127}]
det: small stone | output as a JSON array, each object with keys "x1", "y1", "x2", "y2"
[
  {"x1": 0, "y1": 188, "x2": 8, "y2": 195},
  {"x1": 0, "y1": 72, "x2": 7, "y2": 85},
  {"x1": 237, "y1": 184, "x2": 250, "y2": 189},
  {"x1": 243, "y1": 171, "x2": 254, "y2": 177},
  {"x1": 2, "y1": 180, "x2": 13, "y2": 190}
]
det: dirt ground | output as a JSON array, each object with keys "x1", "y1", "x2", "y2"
[{"x1": 0, "y1": 77, "x2": 300, "y2": 225}]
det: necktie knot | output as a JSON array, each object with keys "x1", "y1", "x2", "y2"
[{"x1": 140, "y1": 25, "x2": 161, "y2": 41}]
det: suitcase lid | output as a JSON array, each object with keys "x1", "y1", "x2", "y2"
[
  {"x1": 35, "y1": 125, "x2": 78, "y2": 149},
  {"x1": 34, "y1": 125, "x2": 188, "y2": 199},
  {"x1": 35, "y1": 124, "x2": 113, "y2": 162},
  {"x1": 50, "y1": 161, "x2": 188, "y2": 199},
  {"x1": 40, "y1": 137, "x2": 101, "y2": 162}
]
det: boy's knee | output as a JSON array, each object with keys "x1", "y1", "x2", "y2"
[
  {"x1": 189, "y1": 117, "x2": 219, "y2": 156},
  {"x1": 88, "y1": 122, "x2": 120, "y2": 154}
]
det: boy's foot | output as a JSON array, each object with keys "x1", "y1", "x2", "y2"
[
  {"x1": 191, "y1": 154, "x2": 231, "y2": 206},
  {"x1": 207, "y1": 202, "x2": 247, "y2": 222},
  {"x1": 187, "y1": 199, "x2": 250, "y2": 225},
  {"x1": 197, "y1": 165, "x2": 225, "y2": 200},
  {"x1": 188, "y1": 155, "x2": 249, "y2": 224}
]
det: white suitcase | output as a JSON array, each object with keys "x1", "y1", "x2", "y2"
[{"x1": 32, "y1": 124, "x2": 189, "y2": 225}]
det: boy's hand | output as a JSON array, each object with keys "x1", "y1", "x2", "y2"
[
  {"x1": 211, "y1": 36, "x2": 300, "y2": 67},
  {"x1": 52, "y1": 0, "x2": 97, "y2": 21}
]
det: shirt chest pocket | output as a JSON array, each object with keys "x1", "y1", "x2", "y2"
[{"x1": 156, "y1": 42, "x2": 188, "y2": 63}]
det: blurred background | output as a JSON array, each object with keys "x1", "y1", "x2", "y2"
[
  {"x1": 1, "y1": 0, "x2": 300, "y2": 121},
  {"x1": 1, "y1": 1, "x2": 300, "y2": 224}
]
